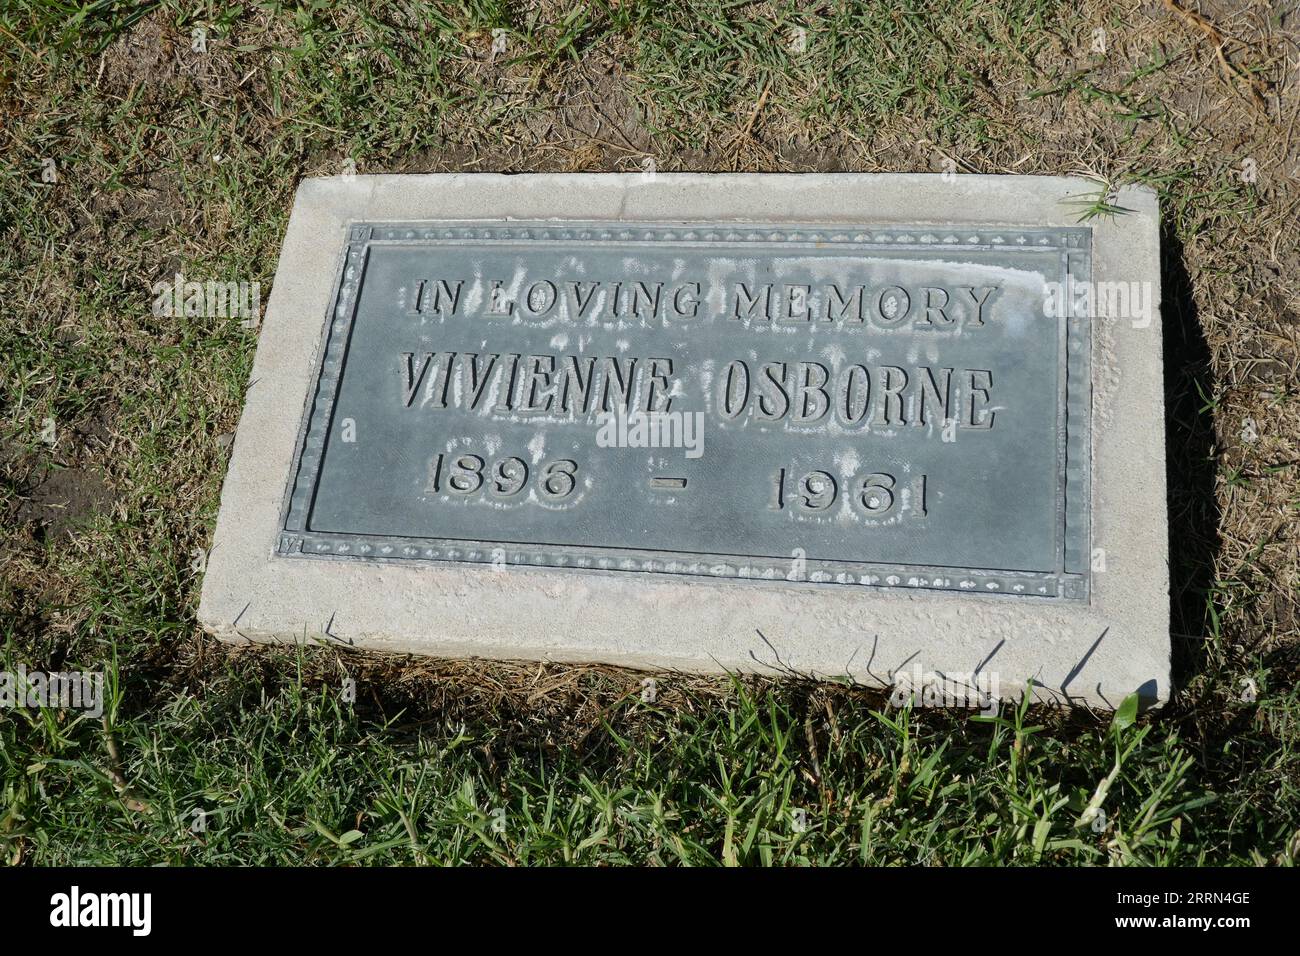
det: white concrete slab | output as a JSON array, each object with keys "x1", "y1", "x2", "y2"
[{"x1": 198, "y1": 173, "x2": 1170, "y2": 709}]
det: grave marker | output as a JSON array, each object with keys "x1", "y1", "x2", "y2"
[{"x1": 200, "y1": 174, "x2": 1170, "y2": 708}]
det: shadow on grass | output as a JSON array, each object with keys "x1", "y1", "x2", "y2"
[{"x1": 1160, "y1": 222, "x2": 1221, "y2": 700}]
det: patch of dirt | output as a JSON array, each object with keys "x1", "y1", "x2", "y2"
[
  {"x1": 0, "y1": 412, "x2": 117, "y2": 563},
  {"x1": 11, "y1": 463, "x2": 113, "y2": 546},
  {"x1": 100, "y1": 16, "x2": 179, "y2": 95}
]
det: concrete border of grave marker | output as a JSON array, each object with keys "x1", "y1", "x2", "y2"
[{"x1": 199, "y1": 174, "x2": 1169, "y2": 710}]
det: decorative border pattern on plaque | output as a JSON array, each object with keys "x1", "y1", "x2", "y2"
[
  {"x1": 359, "y1": 223, "x2": 1086, "y2": 251},
  {"x1": 277, "y1": 220, "x2": 1092, "y2": 601}
]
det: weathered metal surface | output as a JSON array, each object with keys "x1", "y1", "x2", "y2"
[{"x1": 279, "y1": 221, "x2": 1090, "y2": 599}]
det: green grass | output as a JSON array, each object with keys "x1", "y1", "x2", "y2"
[
  {"x1": 5, "y1": 650, "x2": 1284, "y2": 866},
  {"x1": 2, "y1": 0, "x2": 1297, "y2": 865}
]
